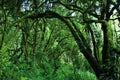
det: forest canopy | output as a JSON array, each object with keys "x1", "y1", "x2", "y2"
[{"x1": 0, "y1": 0, "x2": 120, "y2": 80}]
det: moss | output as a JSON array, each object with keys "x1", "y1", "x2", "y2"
[{"x1": 103, "y1": 20, "x2": 115, "y2": 49}]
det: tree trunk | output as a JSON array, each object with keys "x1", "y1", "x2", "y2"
[{"x1": 98, "y1": 21, "x2": 120, "y2": 80}]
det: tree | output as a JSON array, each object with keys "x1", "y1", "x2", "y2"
[{"x1": 0, "y1": 0, "x2": 120, "y2": 80}]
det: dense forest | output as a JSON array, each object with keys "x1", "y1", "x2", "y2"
[{"x1": 0, "y1": 0, "x2": 120, "y2": 80}]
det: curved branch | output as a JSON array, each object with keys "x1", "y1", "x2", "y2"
[{"x1": 28, "y1": 10, "x2": 103, "y2": 77}]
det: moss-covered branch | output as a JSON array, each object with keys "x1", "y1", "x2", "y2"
[{"x1": 102, "y1": 20, "x2": 115, "y2": 64}]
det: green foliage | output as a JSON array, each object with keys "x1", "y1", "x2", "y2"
[
  {"x1": 0, "y1": 57, "x2": 97, "y2": 80},
  {"x1": 0, "y1": 0, "x2": 120, "y2": 80}
]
